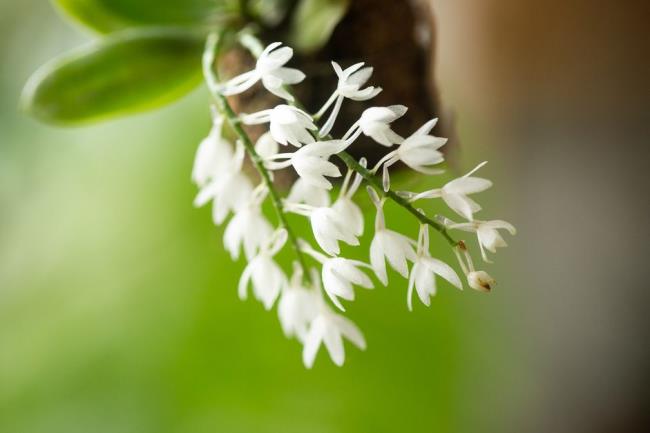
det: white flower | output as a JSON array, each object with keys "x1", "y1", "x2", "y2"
[
  {"x1": 322, "y1": 258, "x2": 373, "y2": 311},
  {"x1": 302, "y1": 243, "x2": 373, "y2": 311},
  {"x1": 264, "y1": 140, "x2": 349, "y2": 189},
  {"x1": 254, "y1": 131, "x2": 279, "y2": 160},
  {"x1": 467, "y1": 270, "x2": 495, "y2": 292},
  {"x1": 193, "y1": 141, "x2": 253, "y2": 225},
  {"x1": 285, "y1": 202, "x2": 359, "y2": 256},
  {"x1": 310, "y1": 206, "x2": 359, "y2": 255},
  {"x1": 238, "y1": 229, "x2": 288, "y2": 309},
  {"x1": 277, "y1": 265, "x2": 319, "y2": 341},
  {"x1": 343, "y1": 105, "x2": 407, "y2": 147},
  {"x1": 407, "y1": 225, "x2": 462, "y2": 310},
  {"x1": 317, "y1": 62, "x2": 382, "y2": 136},
  {"x1": 286, "y1": 177, "x2": 331, "y2": 208},
  {"x1": 410, "y1": 162, "x2": 492, "y2": 220},
  {"x1": 372, "y1": 118, "x2": 447, "y2": 190},
  {"x1": 302, "y1": 302, "x2": 366, "y2": 368},
  {"x1": 191, "y1": 112, "x2": 234, "y2": 187},
  {"x1": 223, "y1": 187, "x2": 273, "y2": 260},
  {"x1": 331, "y1": 164, "x2": 365, "y2": 237},
  {"x1": 220, "y1": 42, "x2": 305, "y2": 101},
  {"x1": 242, "y1": 104, "x2": 317, "y2": 147},
  {"x1": 376, "y1": 118, "x2": 447, "y2": 173},
  {"x1": 448, "y1": 219, "x2": 516, "y2": 262},
  {"x1": 367, "y1": 188, "x2": 416, "y2": 285}
]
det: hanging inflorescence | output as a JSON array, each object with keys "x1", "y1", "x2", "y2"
[{"x1": 193, "y1": 33, "x2": 516, "y2": 368}]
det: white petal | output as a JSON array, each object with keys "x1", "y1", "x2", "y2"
[
  {"x1": 322, "y1": 321, "x2": 345, "y2": 366},
  {"x1": 332, "y1": 198, "x2": 364, "y2": 237},
  {"x1": 287, "y1": 178, "x2": 331, "y2": 207},
  {"x1": 237, "y1": 262, "x2": 254, "y2": 300},
  {"x1": 484, "y1": 219, "x2": 517, "y2": 235},
  {"x1": 443, "y1": 193, "x2": 476, "y2": 221},
  {"x1": 336, "y1": 259, "x2": 373, "y2": 289},
  {"x1": 335, "y1": 314, "x2": 366, "y2": 350},
  {"x1": 347, "y1": 86, "x2": 382, "y2": 101},
  {"x1": 255, "y1": 132, "x2": 279, "y2": 159},
  {"x1": 387, "y1": 105, "x2": 408, "y2": 118},
  {"x1": 406, "y1": 265, "x2": 417, "y2": 311},
  {"x1": 477, "y1": 226, "x2": 507, "y2": 252},
  {"x1": 272, "y1": 67, "x2": 305, "y2": 84},
  {"x1": 383, "y1": 231, "x2": 416, "y2": 278},
  {"x1": 414, "y1": 118, "x2": 439, "y2": 135},
  {"x1": 347, "y1": 67, "x2": 372, "y2": 87},
  {"x1": 370, "y1": 235, "x2": 387, "y2": 285},
  {"x1": 220, "y1": 70, "x2": 259, "y2": 96},
  {"x1": 302, "y1": 318, "x2": 324, "y2": 368},
  {"x1": 423, "y1": 257, "x2": 462, "y2": 289},
  {"x1": 414, "y1": 263, "x2": 435, "y2": 306},
  {"x1": 444, "y1": 177, "x2": 493, "y2": 195}
]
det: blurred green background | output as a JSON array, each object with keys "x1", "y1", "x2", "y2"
[{"x1": 1, "y1": 1, "x2": 647, "y2": 433}]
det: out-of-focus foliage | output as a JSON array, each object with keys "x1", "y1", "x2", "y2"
[
  {"x1": 290, "y1": 0, "x2": 348, "y2": 53},
  {"x1": 21, "y1": 0, "x2": 348, "y2": 126},
  {"x1": 54, "y1": 0, "x2": 240, "y2": 33},
  {"x1": 20, "y1": 29, "x2": 204, "y2": 124}
]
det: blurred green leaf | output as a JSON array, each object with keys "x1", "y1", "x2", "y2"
[
  {"x1": 289, "y1": 0, "x2": 349, "y2": 54},
  {"x1": 54, "y1": 0, "x2": 239, "y2": 33},
  {"x1": 21, "y1": 29, "x2": 205, "y2": 125}
]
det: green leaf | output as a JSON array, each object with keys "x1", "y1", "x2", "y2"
[
  {"x1": 289, "y1": 0, "x2": 349, "y2": 54},
  {"x1": 21, "y1": 29, "x2": 205, "y2": 125},
  {"x1": 54, "y1": 0, "x2": 239, "y2": 33}
]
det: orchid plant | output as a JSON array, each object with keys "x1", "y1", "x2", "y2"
[
  {"x1": 193, "y1": 31, "x2": 516, "y2": 368},
  {"x1": 20, "y1": 0, "x2": 515, "y2": 369}
]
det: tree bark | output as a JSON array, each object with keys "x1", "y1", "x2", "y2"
[{"x1": 222, "y1": 0, "x2": 450, "y2": 179}]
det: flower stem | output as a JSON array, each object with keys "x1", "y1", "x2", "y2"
[
  {"x1": 205, "y1": 31, "x2": 310, "y2": 278},
  {"x1": 335, "y1": 151, "x2": 459, "y2": 247}
]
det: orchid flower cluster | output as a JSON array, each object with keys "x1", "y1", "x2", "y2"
[{"x1": 195, "y1": 34, "x2": 515, "y2": 368}]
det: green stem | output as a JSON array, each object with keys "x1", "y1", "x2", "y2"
[
  {"x1": 335, "y1": 151, "x2": 459, "y2": 246},
  {"x1": 206, "y1": 31, "x2": 310, "y2": 278}
]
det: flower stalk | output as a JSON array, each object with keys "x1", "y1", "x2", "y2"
[
  {"x1": 205, "y1": 32, "x2": 310, "y2": 277},
  {"x1": 334, "y1": 150, "x2": 458, "y2": 246}
]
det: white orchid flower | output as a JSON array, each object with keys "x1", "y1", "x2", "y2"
[
  {"x1": 220, "y1": 42, "x2": 305, "y2": 101},
  {"x1": 242, "y1": 104, "x2": 317, "y2": 147},
  {"x1": 407, "y1": 225, "x2": 462, "y2": 310},
  {"x1": 367, "y1": 187, "x2": 417, "y2": 285},
  {"x1": 372, "y1": 118, "x2": 447, "y2": 190},
  {"x1": 223, "y1": 186, "x2": 273, "y2": 260},
  {"x1": 301, "y1": 242, "x2": 373, "y2": 311},
  {"x1": 254, "y1": 131, "x2": 279, "y2": 160},
  {"x1": 409, "y1": 162, "x2": 492, "y2": 220},
  {"x1": 316, "y1": 62, "x2": 382, "y2": 136},
  {"x1": 193, "y1": 141, "x2": 254, "y2": 225},
  {"x1": 310, "y1": 207, "x2": 359, "y2": 255},
  {"x1": 330, "y1": 160, "x2": 365, "y2": 237},
  {"x1": 277, "y1": 264, "x2": 320, "y2": 342},
  {"x1": 447, "y1": 219, "x2": 516, "y2": 262},
  {"x1": 191, "y1": 110, "x2": 234, "y2": 187},
  {"x1": 285, "y1": 201, "x2": 359, "y2": 256},
  {"x1": 343, "y1": 105, "x2": 407, "y2": 147},
  {"x1": 263, "y1": 140, "x2": 350, "y2": 189},
  {"x1": 302, "y1": 297, "x2": 366, "y2": 368},
  {"x1": 238, "y1": 229, "x2": 288, "y2": 310},
  {"x1": 286, "y1": 177, "x2": 331, "y2": 208}
]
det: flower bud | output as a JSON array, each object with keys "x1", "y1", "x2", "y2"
[{"x1": 467, "y1": 271, "x2": 495, "y2": 292}]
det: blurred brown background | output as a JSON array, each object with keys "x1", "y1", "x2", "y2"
[{"x1": 432, "y1": 0, "x2": 649, "y2": 430}]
